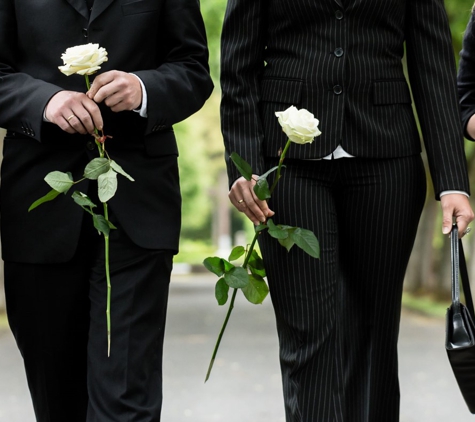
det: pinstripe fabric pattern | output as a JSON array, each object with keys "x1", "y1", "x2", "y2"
[
  {"x1": 221, "y1": 0, "x2": 469, "y2": 420},
  {"x1": 220, "y1": 0, "x2": 470, "y2": 198},
  {"x1": 258, "y1": 156, "x2": 426, "y2": 421}
]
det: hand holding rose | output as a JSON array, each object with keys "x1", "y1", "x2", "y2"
[
  {"x1": 47, "y1": 43, "x2": 142, "y2": 135},
  {"x1": 87, "y1": 70, "x2": 143, "y2": 113}
]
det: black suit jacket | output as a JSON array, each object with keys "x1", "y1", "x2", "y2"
[
  {"x1": 0, "y1": 0, "x2": 213, "y2": 263},
  {"x1": 221, "y1": 0, "x2": 469, "y2": 198}
]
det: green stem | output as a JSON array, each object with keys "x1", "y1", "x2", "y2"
[
  {"x1": 103, "y1": 202, "x2": 112, "y2": 357},
  {"x1": 84, "y1": 74, "x2": 103, "y2": 155},
  {"x1": 205, "y1": 231, "x2": 260, "y2": 382},
  {"x1": 269, "y1": 139, "x2": 292, "y2": 195}
]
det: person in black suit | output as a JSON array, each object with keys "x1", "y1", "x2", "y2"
[
  {"x1": 221, "y1": 0, "x2": 473, "y2": 420},
  {"x1": 0, "y1": 1, "x2": 213, "y2": 421}
]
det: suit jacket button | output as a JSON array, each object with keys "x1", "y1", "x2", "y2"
[
  {"x1": 335, "y1": 10, "x2": 344, "y2": 20},
  {"x1": 82, "y1": 28, "x2": 88, "y2": 38},
  {"x1": 334, "y1": 47, "x2": 344, "y2": 57},
  {"x1": 86, "y1": 141, "x2": 96, "y2": 150},
  {"x1": 333, "y1": 85, "x2": 343, "y2": 95}
]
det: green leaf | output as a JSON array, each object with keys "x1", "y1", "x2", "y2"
[
  {"x1": 224, "y1": 266, "x2": 249, "y2": 288},
  {"x1": 228, "y1": 246, "x2": 246, "y2": 262},
  {"x1": 44, "y1": 171, "x2": 74, "y2": 194},
  {"x1": 254, "y1": 177, "x2": 271, "y2": 200},
  {"x1": 291, "y1": 227, "x2": 320, "y2": 258},
  {"x1": 93, "y1": 213, "x2": 111, "y2": 236},
  {"x1": 242, "y1": 274, "x2": 269, "y2": 304},
  {"x1": 267, "y1": 219, "x2": 289, "y2": 240},
  {"x1": 255, "y1": 223, "x2": 269, "y2": 233},
  {"x1": 203, "y1": 257, "x2": 225, "y2": 277},
  {"x1": 247, "y1": 250, "x2": 266, "y2": 277},
  {"x1": 278, "y1": 236, "x2": 296, "y2": 252},
  {"x1": 110, "y1": 160, "x2": 135, "y2": 182},
  {"x1": 215, "y1": 278, "x2": 229, "y2": 305},
  {"x1": 28, "y1": 189, "x2": 61, "y2": 211},
  {"x1": 259, "y1": 165, "x2": 281, "y2": 180},
  {"x1": 230, "y1": 152, "x2": 253, "y2": 181},
  {"x1": 98, "y1": 168, "x2": 118, "y2": 203},
  {"x1": 72, "y1": 191, "x2": 97, "y2": 210},
  {"x1": 84, "y1": 158, "x2": 110, "y2": 180}
]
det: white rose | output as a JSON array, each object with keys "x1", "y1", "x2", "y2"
[
  {"x1": 275, "y1": 106, "x2": 321, "y2": 144},
  {"x1": 58, "y1": 43, "x2": 108, "y2": 76}
]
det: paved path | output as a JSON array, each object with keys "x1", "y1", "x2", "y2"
[{"x1": 0, "y1": 273, "x2": 473, "y2": 421}]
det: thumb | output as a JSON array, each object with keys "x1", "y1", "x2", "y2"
[{"x1": 442, "y1": 211, "x2": 453, "y2": 235}]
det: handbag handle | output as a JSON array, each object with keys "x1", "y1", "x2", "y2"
[{"x1": 451, "y1": 223, "x2": 475, "y2": 319}]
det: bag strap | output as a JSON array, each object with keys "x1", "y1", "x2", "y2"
[{"x1": 451, "y1": 223, "x2": 475, "y2": 319}]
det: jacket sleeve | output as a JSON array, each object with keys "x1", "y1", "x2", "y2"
[
  {"x1": 458, "y1": 12, "x2": 475, "y2": 142},
  {"x1": 405, "y1": 0, "x2": 470, "y2": 198},
  {"x1": 0, "y1": 0, "x2": 63, "y2": 140},
  {"x1": 220, "y1": 0, "x2": 268, "y2": 185},
  {"x1": 134, "y1": 0, "x2": 214, "y2": 134}
]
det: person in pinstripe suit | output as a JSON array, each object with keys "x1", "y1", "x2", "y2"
[{"x1": 221, "y1": 0, "x2": 474, "y2": 421}]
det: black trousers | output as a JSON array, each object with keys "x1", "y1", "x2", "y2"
[
  {"x1": 4, "y1": 212, "x2": 173, "y2": 422},
  {"x1": 259, "y1": 155, "x2": 426, "y2": 422}
]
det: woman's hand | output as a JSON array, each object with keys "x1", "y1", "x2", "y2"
[{"x1": 229, "y1": 175, "x2": 275, "y2": 225}]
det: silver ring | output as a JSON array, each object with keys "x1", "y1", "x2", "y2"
[{"x1": 464, "y1": 227, "x2": 472, "y2": 236}]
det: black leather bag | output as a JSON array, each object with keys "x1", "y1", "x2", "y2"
[{"x1": 445, "y1": 224, "x2": 475, "y2": 414}]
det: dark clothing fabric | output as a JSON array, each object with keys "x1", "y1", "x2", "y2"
[
  {"x1": 259, "y1": 156, "x2": 426, "y2": 421},
  {"x1": 5, "y1": 216, "x2": 173, "y2": 422}
]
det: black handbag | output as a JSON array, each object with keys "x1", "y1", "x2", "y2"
[{"x1": 445, "y1": 224, "x2": 475, "y2": 414}]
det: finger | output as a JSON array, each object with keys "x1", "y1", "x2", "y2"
[
  {"x1": 250, "y1": 189, "x2": 274, "y2": 218},
  {"x1": 229, "y1": 187, "x2": 262, "y2": 225},
  {"x1": 64, "y1": 111, "x2": 89, "y2": 135},
  {"x1": 82, "y1": 100, "x2": 103, "y2": 131},
  {"x1": 455, "y1": 216, "x2": 471, "y2": 239},
  {"x1": 87, "y1": 72, "x2": 115, "y2": 100},
  {"x1": 442, "y1": 211, "x2": 453, "y2": 235}
]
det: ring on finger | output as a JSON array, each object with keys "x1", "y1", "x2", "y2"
[
  {"x1": 66, "y1": 114, "x2": 75, "y2": 121},
  {"x1": 238, "y1": 199, "x2": 244, "y2": 204},
  {"x1": 464, "y1": 227, "x2": 472, "y2": 236}
]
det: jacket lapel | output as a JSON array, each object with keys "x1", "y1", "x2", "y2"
[
  {"x1": 65, "y1": 0, "x2": 89, "y2": 20},
  {"x1": 333, "y1": 0, "x2": 344, "y2": 8},
  {"x1": 90, "y1": 0, "x2": 115, "y2": 23}
]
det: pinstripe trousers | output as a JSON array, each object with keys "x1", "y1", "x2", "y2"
[{"x1": 258, "y1": 155, "x2": 426, "y2": 422}]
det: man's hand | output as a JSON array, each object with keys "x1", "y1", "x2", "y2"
[
  {"x1": 440, "y1": 193, "x2": 474, "y2": 238},
  {"x1": 229, "y1": 175, "x2": 275, "y2": 225},
  {"x1": 87, "y1": 70, "x2": 142, "y2": 112},
  {"x1": 45, "y1": 90, "x2": 103, "y2": 135}
]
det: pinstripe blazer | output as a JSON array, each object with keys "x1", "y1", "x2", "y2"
[{"x1": 221, "y1": 0, "x2": 470, "y2": 198}]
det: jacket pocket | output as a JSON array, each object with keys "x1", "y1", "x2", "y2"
[
  {"x1": 143, "y1": 130, "x2": 179, "y2": 157},
  {"x1": 373, "y1": 79, "x2": 412, "y2": 105},
  {"x1": 260, "y1": 78, "x2": 304, "y2": 105},
  {"x1": 122, "y1": 0, "x2": 160, "y2": 16}
]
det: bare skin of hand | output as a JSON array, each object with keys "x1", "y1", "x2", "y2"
[
  {"x1": 45, "y1": 90, "x2": 103, "y2": 135},
  {"x1": 229, "y1": 175, "x2": 275, "y2": 225},
  {"x1": 86, "y1": 70, "x2": 142, "y2": 112},
  {"x1": 440, "y1": 193, "x2": 474, "y2": 238}
]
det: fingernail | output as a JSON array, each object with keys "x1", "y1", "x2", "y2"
[{"x1": 443, "y1": 227, "x2": 450, "y2": 234}]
